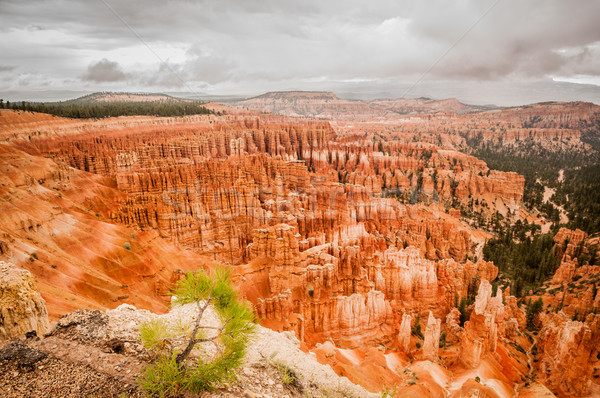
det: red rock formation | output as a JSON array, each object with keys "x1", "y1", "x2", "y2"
[
  {"x1": 435, "y1": 257, "x2": 498, "y2": 314},
  {"x1": 537, "y1": 312, "x2": 600, "y2": 396},
  {"x1": 553, "y1": 227, "x2": 588, "y2": 260},
  {"x1": 544, "y1": 228, "x2": 600, "y2": 322},
  {"x1": 378, "y1": 246, "x2": 438, "y2": 307},
  {"x1": 460, "y1": 280, "x2": 505, "y2": 368},
  {"x1": 398, "y1": 313, "x2": 411, "y2": 352},
  {"x1": 8, "y1": 103, "x2": 583, "y2": 394},
  {"x1": 444, "y1": 308, "x2": 461, "y2": 345},
  {"x1": 335, "y1": 290, "x2": 392, "y2": 345},
  {"x1": 422, "y1": 311, "x2": 441, "y2": 361},
  {"x1": 15, "y1": 107, "x2": 524, "y2": 270},
  {"x1": 0, "y1": 143, "x2": 212, "y2": 320},
  {"x1": 240, "y1": 219, "x2": 497, "y2": 351}
]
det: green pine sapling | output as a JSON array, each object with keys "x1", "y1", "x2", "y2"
[{"x1": 138, "y1": 266, "x2": 256, "y2": 396}]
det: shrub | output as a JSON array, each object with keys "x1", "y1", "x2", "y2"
[
  {"x1": 278, "y1": 364, "x2": 295, "y2": 385},
  {"x1": 138, "y1": 267, "x2": 256, "y2": 396}
]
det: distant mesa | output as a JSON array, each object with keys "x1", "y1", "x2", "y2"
[
  {"x1": 233, "y1": 90, "x2": 485, "y2": 119},
  {"x1": 248, "y1": 91, "x2": 340, "y2": 100},
  {"x1": 72, "y1": 92, "x2": 181, "y2": 104}
]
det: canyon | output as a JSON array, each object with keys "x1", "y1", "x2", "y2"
[{"x1": 1, "y1": 93, "x2": 600, "y2": 397}]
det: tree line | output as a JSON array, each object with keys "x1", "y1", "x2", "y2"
[{"x1": 0, "y1": 98, "x2": 219, "y2": 118}]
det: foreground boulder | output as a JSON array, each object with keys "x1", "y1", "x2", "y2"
[{"x1": 0, "y1": 261, "x2": 50, "y2": 339}]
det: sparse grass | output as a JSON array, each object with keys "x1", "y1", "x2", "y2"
[
  {"x1": 278, "y1": 363, "x2": 296, "y2": 386},
  {"x1": 268, "y1": 352, "x2": 303, "y2": 392}
]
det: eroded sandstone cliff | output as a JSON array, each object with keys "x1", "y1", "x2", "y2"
[{"x1": 4, "y1": 102, "x2": 596, "y2": 396}]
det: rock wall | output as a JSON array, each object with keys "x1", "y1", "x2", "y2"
[
  {"x1": 548, "y1": 228, "x2": 600, "y2": 319},
  {"x1": 25, "y1": 113, "x2": 523, "y2": 267}
]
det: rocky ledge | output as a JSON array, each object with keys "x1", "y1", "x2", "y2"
[{"x1": 1, "y1": 302, "x2": 375, "y2": 398}]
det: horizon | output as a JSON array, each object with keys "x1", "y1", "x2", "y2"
[{"x1": 3, "y1": 83, "x2": 600, "y2": 109}]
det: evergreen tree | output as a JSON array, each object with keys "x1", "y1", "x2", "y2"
[
  {"x1": 458, "y1": 297, "x2": 469, "y2": 326},
  {"x1": 526, "y1": 297, "x2": 544, "y2": 330},
  {"x1": 139, "y1": 267, "x2": 256, "y2": 396}
]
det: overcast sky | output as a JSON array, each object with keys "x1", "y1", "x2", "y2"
[{"x1": 1, "y1": 0, "x2": 600, "y2": 105}]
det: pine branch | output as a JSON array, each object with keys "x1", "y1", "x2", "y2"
[{"x1": 176, "y1": 295, "x2": 212, "y2": 364}]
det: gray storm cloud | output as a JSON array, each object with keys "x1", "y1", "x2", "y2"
[
  {"x1": 82, "y1": 59, "x2": 129, "y2": 83},
  {"x1": 0, "y1": 0, "x2": 599, "y2": 104}
]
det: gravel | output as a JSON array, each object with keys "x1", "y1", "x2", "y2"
[{"x1": 0, "y1": 341, "x2": 142, "y2": 397}]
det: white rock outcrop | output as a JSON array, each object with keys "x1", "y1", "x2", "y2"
[{"x1": 0, "y1": 261, "x2": 50, "y2": 339}]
